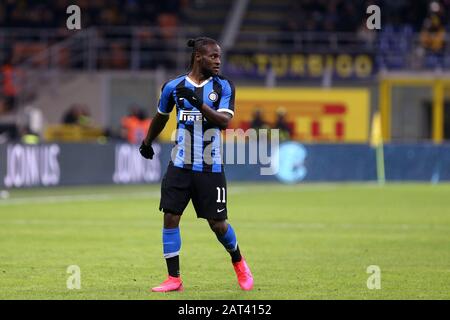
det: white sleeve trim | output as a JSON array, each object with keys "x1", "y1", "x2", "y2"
[
  {"x1": 157, "y1": 108, "x2": 171, "y2": 115},
  {"x1": 217, "y1": 108, "x2": 234, "y2": 117}
]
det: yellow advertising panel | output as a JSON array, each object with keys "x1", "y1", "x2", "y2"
[{"x1": 232, "y1": 88, "x2": 369, "y2": 143}]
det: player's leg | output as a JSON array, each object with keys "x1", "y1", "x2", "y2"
[
  {"x1": 192, "y1": 171, "x2": 254, "y2": 290},
  {"x1": 163, "y1": 212, "x2": 182, "y2": 278},
  {"x1": 207, "y1": 218, "x2": 253, "y2": 291},
  {"x1": 207, "y1": 219, "x2": 242, "y2": 263},
  {"x1": 151, "y1": 164, "x2": 191, "y2": 292}
]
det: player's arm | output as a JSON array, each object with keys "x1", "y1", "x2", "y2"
[
  {"x1": 140, "y1": 82, "x2": 175, "y2": 159},
  {"x1": 139, "y1": 113, "x2": 169, "y2": 159},
  {"x1": 197, "y1": 104, "x2": 231, "y2": 129},
  {"x1": 143, "y1": 112, "x2": 169, "y2": 146}
]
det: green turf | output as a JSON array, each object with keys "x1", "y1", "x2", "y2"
[{"x1": 0, "y1": 183, "x2": 449, "y2": 299}]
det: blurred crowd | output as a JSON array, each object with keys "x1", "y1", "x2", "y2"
[
  {"x1": 282, "y1": 0, "x2": 449, "y2": 33},
  {"x1": 248, "y1": 107, "x2": 293, "y2": 142},
  {"x1": 0, "y1": 0, "x2": 187, "y2": 70},
  {"x1": 0, "y1": 0, "x2": 184, "y2": 28},
  {"x1": 1, "y1": 0, "x2": 448, "y2": 70},
  {"x1": 279, "y1": 0, "x2": 449, "y2": 62}
]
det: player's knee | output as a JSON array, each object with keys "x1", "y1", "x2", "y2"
[
  {"x1": 164, "y1": 213, "x2": 181, "y2": 228},
  {"x1": 208, "y1": 219, "x2": 227, "y2": 236}
]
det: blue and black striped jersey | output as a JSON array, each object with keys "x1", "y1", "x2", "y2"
[{"x1": 157, "y1": 74, "x2": 235, "y2": 173}]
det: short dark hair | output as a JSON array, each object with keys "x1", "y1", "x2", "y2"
[{"x1": 187, "y1": 37, "x2": 218, "y2": 70}]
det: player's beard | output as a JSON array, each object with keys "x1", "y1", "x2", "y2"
[
  {"x1": 200, "y1": 61, "x2": 217, "y2": 77},
  {"x1": 201, "y1": 67, "x2": 215, "y2": 78}
]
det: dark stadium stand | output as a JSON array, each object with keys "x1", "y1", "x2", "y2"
[
  {"x1": 182, "y1": 0, "x2": 233, "y2": 40},
  {"x1": 1, "y1": 0, "x2": 449, "y2": 71}
]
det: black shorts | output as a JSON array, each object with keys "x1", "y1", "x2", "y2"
[{"x1": 159, "y1": 163, "x2": 228, "y2": 220}]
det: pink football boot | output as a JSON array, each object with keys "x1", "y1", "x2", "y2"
[
  {"x1": 232, "y1": 257, "x2": 254, "y2": 291},
  {"x1": 151, "y1": 276, "x2": 183, "y2": 292}
]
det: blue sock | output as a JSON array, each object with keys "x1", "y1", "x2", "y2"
[
  {"x1": 216, "y1": 224, "x2": 238, "y2": 252},
  {"x1": 163, "y1": 227, "x2": 181, "y2": 258}
]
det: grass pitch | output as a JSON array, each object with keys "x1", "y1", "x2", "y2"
[{"x1": 0, "y1": 183, "x2": 449, "y2": 300}]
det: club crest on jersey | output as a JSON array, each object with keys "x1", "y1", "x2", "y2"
[{"x1": 208, "y1": 91, "x2": 218, "y2": 102}]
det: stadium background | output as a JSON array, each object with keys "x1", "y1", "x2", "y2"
[{"x1": 1, "y1": 0, "x2": 450, "y2": 300}]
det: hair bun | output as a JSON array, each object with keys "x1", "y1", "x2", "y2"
[{"x1": 187, "y1": 39, "x2": 196, "y2": 48}]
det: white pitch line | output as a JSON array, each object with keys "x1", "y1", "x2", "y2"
[
  {"x1": 0, "y1": 186, "x2": 281, "y2": 206},
  {"x1": 0, "y1": 191, "x2": 161, "y2": 206},
  {"x1": 0, "y1": 187, "x2": 253, "y2": 206}
]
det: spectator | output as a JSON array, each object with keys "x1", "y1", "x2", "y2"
[
  {"x1": 21, "y1": 92, "x2": 44, "y2": 138},
  {"x1": 1, "y1": 57, "x2": 20, "y2": 112},
  {"x1": 273, "y1": 107, "x2": 293, "y2": 141},
  {"x1": 250, "y1": 107, "x2": 269, "y2": 131},
  {"x1": 21, "y1": 126, "x2": 40, "y2": 145},
  {"x1": 78, "y1": 105, "x2": 93, "y2": 127},
  {"x1": 0, "y1": 96, "x2": 19, "y2": 142},
  {"x1": 62, "y1": 104, "x2": 82, "y2": 125},
  {"x1": 419, "y1": 14, "x2": 446, "y2": 53},
  {"x1": 121, "y1": 106, "x2": 152, "y2": 144},
  {"x1": 62, "y1": 104, "x2": 93, "y2": 127}
]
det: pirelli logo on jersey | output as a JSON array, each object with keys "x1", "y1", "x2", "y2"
[{"x1": 179, "y1": 110, "x2": 206, "y2": 122}]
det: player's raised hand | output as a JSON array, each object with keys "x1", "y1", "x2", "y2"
[
  {"x1": 176, "y1": 87, "x2": 203, "y2": 109},
  {"x1": 139, "y1": 140, "x2": 154, "y2": 159}
]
